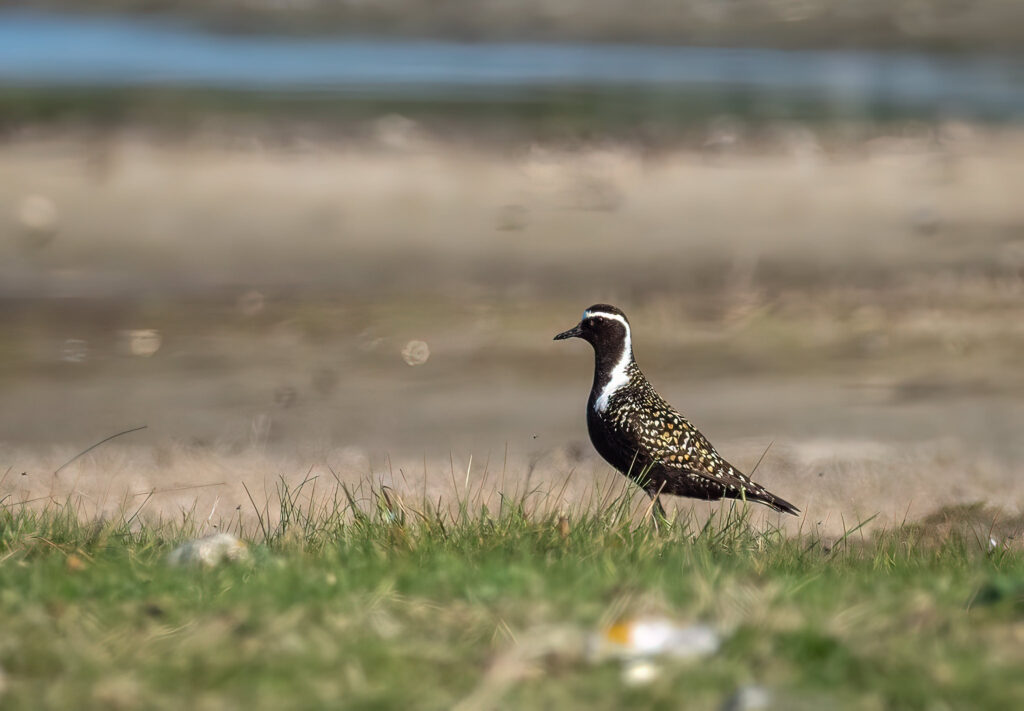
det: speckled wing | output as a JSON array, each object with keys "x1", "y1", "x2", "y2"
[{"x1": 636, "y1": 396, "x2": 766, "y2": 498}]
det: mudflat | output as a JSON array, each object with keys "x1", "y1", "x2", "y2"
[{"x1": 2, "y1": 127, "x2": 1023, "y2": 534}]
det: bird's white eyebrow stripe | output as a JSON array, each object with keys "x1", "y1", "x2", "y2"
[{"x1": 584, "y1": 311, "x2": 629, "y2": 329}]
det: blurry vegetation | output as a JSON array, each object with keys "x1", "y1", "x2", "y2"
[
  {"x1": 4, "y1": 84, "x2": 1008, "y2": 138},
  {"x1": 0, "y1": 487, "x2": 1022, "y2": 709},
  {"x1": 9, "y1": 0, "x2": 1024, "y2": 51}
]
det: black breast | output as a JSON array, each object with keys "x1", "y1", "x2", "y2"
[{"x1": 586, "y1": 384, "x2": 656, "y2": 481}]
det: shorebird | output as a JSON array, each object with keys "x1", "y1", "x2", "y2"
[{"x1": 555, "y1": 304, "x2": 798, "y2": 515}]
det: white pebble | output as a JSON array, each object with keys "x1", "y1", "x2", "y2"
[
  {"x1": 167, "y1": 533, "x2": 249, "y2": 568},
  {"x1": 401, "y1": 340, "x2": 430, "y2": 366},
  {"x1": 122, "y1": 329, "x2": 162, "y2": 357}
]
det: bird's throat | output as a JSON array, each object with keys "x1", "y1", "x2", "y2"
[{"x1": 592, "y1": 340, "x2": 633, "y2": 413}]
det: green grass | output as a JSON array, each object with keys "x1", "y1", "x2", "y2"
[{"x1": 1, "y1": 487, "x2": 1022, "y2": 710}]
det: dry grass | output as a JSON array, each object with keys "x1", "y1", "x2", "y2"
[{"x1": 2, "y1": 438, "x2": 1022, "y2": 539}]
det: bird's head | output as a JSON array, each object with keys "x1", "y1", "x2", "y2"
[{"x1": 554, "y1": 304, "x2": 632, "y2": 352}]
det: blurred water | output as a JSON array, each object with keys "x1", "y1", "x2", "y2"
[{"x1": 1, "y1": 10, "x2": 1024, "y2": 118}]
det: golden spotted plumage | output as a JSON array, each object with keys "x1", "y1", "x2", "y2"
[{"x1": 598, "y1": 361, "x2": 778, "y2": 503}]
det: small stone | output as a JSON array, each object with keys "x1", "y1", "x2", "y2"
[
  {"x1": 401, "y1": 340, "x2": 430, "y2": 366},
  {"x1": 122, "y1": 329, "x2": 161, "y2": 357},
  {"x1": 167, "y1": 533, "x2": 249, "y2": 568}
]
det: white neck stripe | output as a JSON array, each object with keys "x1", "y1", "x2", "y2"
[{"x1": 590, "y1": 313, "x2": 633, "y2": 413}]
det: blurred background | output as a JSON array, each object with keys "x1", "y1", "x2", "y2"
[{"x1": 1, "y1": 2, "x2": 1023, "y2": 529}]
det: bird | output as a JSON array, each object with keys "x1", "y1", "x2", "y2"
[{"x1": 554, "y1": 304, "x2": 799, "y2": 516}]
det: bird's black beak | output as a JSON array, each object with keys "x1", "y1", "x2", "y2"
[{"x1": 554, "y1": 324, "x2": 583, "y2": 341}]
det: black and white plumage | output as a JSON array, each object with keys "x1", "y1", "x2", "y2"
[{"x1": 555, "y1": 304, "x2": 799, "y2": 515}]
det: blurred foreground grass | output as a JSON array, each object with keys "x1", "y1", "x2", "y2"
[{"x1": 1, "y1": 485, "x2": 1022, "y2": 710}]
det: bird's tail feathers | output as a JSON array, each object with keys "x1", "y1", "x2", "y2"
[{"x1": 748, "y1": 488, "x2": 800, "y2": 516}]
